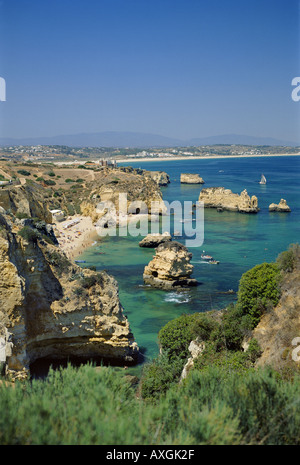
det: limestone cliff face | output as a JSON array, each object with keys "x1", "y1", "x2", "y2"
[
  {"x1": 81, "y1": 168, "x2": 167, "y2": 224},
  {"x1": 252, "y1": 264, "x2": 300, "y2": 371},
  {"x1": 198, "y1": 187, "x2": 259, "y2": 213},
  {"x1": 143, "y1": 241, "x2": 197, "y2": 289},
  {"x1": 143, "y1": 170, "x2": 170, "y2": 187},
  {"x1": 0, "y1": 184, "x2": 53, "y2": 223},
  {"x1": 180, "y1": 173, "x2": 205, "y2": 184},
  {"x1": 269, "y1": 199, "x2": 291, "y2": 212},
  {"x1": 0, "y1": 214, "x2": 139, "y2": 379}
]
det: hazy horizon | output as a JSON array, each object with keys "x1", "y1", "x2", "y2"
[{"x1": 0, "y1": 0, "x2": 299, "y2": 143}]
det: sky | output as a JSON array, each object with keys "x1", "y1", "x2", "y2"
[{"x1": 0, "y1": 0, "x2": 299, "y2": 143}]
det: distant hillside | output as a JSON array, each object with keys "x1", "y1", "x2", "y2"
[{"x1": 0, "y1": 131, "x2": 299, "y2": 148}]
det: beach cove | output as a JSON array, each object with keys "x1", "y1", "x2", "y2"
[{"x1": 76, "y1": 155, "x2": 300, "y2": 363}]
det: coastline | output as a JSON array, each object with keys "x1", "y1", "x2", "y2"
[
  {"x1": 116, "y1": 153, "x2": 300, "y2": 163},
  {"x1": 53, "y1": 215, "x2": 99, "y2": 261}
]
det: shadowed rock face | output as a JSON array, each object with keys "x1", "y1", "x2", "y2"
[
  {"x1": 269, "y1": 199, "x2": 291, "y2": 212},
  {"x1": 0, "y1": 214, "x2": 139, "y2": 379},
  {"x1": 143, "y1": 241, "x2": 197, "y2": 289},
  {"x1": 198, "y1": 187, "x2": 259, "y2": 213}
]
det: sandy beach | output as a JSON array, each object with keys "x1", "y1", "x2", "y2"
[
  {"x1": 116, "y1": 153, "x2": 300, "y2": 163},
  {"x1": 53, "y1": 215, "x2": 99, "y2": 261}
]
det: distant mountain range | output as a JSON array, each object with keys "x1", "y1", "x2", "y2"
[{"x1": 0, "y1": 131, "x2": 299, "y2": 148}]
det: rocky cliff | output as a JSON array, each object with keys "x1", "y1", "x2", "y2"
[
  {"x1": 252, "y1": 258, "x2": 300, "y2": 371},
  {"x1": 198, "y1": 187, "x2": 259, "y2": 213},
  {"x1": 0, "y1": 183, "x2": 53, "y2": 223},
  {"x1": 81, "y1": 168, "x2": 167, "y2": 226},
  {"x1": 0, "y1": 213, "x2": 139, "y2": 379}
]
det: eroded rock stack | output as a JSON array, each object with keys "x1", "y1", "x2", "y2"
[
  {"x1": 180, "y1": 173, "x2": 205, "y2": 184},
  {"x1": 269, "y1": 199, "x2": 291, "y2": 212},
  {"x1": 198, "y1": 187, "x2": 259, "y2": 213},
  {"x1": 143, "y1": 241, "x2": 197, "y2": 289}
]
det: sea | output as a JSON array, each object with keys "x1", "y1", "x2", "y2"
[{"x1": 79, "y1": 155, "x2": 300, "y2": 366}]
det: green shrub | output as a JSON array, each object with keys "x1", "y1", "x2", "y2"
[
  {"x1": 18, "y1": 226, "x2": 39, "y2": 243},
  {"x1": 276, "y1": 243, "x2": 300, "y2": 273},
  {"x1": 44, "y1": 179, "x2": 56, "y2": 186},
  {"x1": 17, "y1": 169, "x2": 31, "y2": 176},
  {"x1": 0, "y1": 363, "x2": 299, "y2": 445},
  {"x1": 140, "y1": 351, "x2": 184, "y2": 401},
  {"x1": 237, "y1": 262, "x2": 280, "y2": 328}
]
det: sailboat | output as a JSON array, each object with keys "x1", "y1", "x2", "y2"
[{"x1": 259, "y1": 174, "x2": 266, "y2": 185}]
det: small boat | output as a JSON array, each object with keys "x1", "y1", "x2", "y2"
[
  {"x1": 259, "y1": 174, "x2": 266, "y2": 184},
  {"x1": 75, "y1": 260, "x2": 86, "y2": 263},
  {"x1": 201, "y1": 251, "x2": 213, "y2": 260},
  {"x1": 209, "y1": 260, "x2": 219, "y2": 265}
]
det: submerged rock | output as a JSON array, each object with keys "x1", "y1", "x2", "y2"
[
  {"x1": 269, "y1": 199, "x2": 291, "y2": 212},
  {"x1": 180, "y1": 173, "x2": 205, "y2": 184},
  {"x1": 143, "y1": 241, "x2": 197, "y2": 289},
  {"x1": 198, "y1": 187, "x2": 259, "y2": 213}
]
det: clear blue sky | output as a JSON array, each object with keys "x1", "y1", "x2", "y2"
[{"x1": 0, "y1": 0, "x2": 299, "y2": 142}]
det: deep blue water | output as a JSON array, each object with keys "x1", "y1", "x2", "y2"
[{"x1": 80, "y1": 156, "x2": 300, "y2": 364}]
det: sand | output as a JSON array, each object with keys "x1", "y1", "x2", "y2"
[
  {"x1": 116, "y1": 153, "x2": 300, "y2": 163},
  {"x1": 53, "y1": 215, "x2": 99, "y2": 261}
]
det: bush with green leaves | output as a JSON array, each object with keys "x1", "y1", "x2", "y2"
[
  {"x1": 18, "y1": 226, "x2": 39, "y2": 243},
  {"x1": 158, "y1": 313, "x2": 217, "y2": 362},
  {"x1": 237, "y1": 262, "x2": 280, "y2": 328},
  {"x1": 139, "y1": 351, "x2": 184, "y2": 401},
  {"x1": 276, "y1": 243, "x2": 300, "y2": 273},
  {"x1": 17, "y1": 169, "x2": 31, "y2": 176},
  {"x1": 0, "y1": 363, "x2": 299, "y2": 445}
]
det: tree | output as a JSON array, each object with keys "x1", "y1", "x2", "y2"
[{"x1": 237, "y1": 263, "x2": 280, "y2": 328}]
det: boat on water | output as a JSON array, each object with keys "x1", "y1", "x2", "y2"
[
  {"x1": 201, "y1": 250, "x2": 220, "y2": 264},
  {"x1": 259, "y1": 174, "x2": 267, "y2": 184},
  {"x1": 201, "y1": 251, "x2": 213, "y2": 260},
  {"x1": 75, "y1": 260, "x2": 86, "y2": 263}
]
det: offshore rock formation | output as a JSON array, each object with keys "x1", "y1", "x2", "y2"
[
  {"x1": 198, "y1": 187, "x2": 259, "y2": 213},
  {"x1": 139, "y1": 232, "x2": 172, "y2": 248},
  {"x1": 180, "y1": 173, "x2": 205, "y2": 184},
  {"x1": 143, "y1": 241, "x2": 197, "y2": 289},
  {"x1": 0, "y1": 213, "x2": 139, "y2": 379},
  {"x1": 269, "y1": 199, "x2": 291, "y2": 212}
]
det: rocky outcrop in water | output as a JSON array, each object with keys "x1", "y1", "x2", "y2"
[
  {"x1": 269, "y1": 199, "x2": 291, "y2": 212},
  {"x1": 180, "y1": 173, "x2": 205, "y2": 184},
  {"x1": 139, "y1": 232, "x2": 172, "y2": 248},
  {"x1": 0, "y1": 213, "x2": 139, "y2": 379},
  {"x1": 198, "y1": 187, "x2": 259, "y2": 213},
  {"x1": 143, "y1": 241, "x2": 197, "y2": 289}
]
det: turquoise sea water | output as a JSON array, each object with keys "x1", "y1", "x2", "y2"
[{"x1": 80, "y1": 156, "x2": 300, "y2": 365}]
